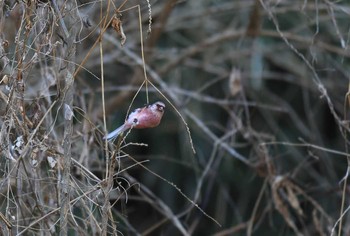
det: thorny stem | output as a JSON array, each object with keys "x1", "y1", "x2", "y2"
[
  {"x1": 100, "y1": 0, "x2": 117, "y2": 235},
  {"x1": 59, "y1": 1, "x2": 78, "y2": 235},
  {"x1": 119, "y1": 4, "x2": 149, "y2": 104},
  {"x1": 101, "y1": 137, "x2": 122, "y2": 236}
]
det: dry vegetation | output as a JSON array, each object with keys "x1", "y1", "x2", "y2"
[{"x1": 0, "y1": 0, "x2": 350, "y2": 235}]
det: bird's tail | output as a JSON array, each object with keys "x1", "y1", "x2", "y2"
[{"x1": 104, "y1": 125, "x2": 127, "y2": 141}]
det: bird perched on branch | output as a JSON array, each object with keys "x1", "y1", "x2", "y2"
[{"x1": 105, "y1": 101, "x2": 165, "y2": 140}]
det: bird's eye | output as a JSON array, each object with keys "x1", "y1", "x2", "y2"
[{"x1": 133, "y1": 118, "x2": 138, "y2": 124}]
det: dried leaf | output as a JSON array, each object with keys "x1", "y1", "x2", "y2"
[
  {"x1": 111, "y1": 15, "x2": 126, "y2": 46},
  {"x1": 47, "y1": 156, "x2": 57, "y2": 169},
  {"x1": 229, "y1": 68, "x2": 242, "y2": 96},
  {"x1": 64, "y1": 103, "x2": 73, "y2": 120}
]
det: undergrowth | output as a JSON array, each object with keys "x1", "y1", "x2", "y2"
[{"x1": 0, "y1": 0, "x2": 350, "y2": 235}]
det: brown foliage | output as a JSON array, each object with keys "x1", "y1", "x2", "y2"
[{"x1": 1, "y1": 0, "x2": 350, "y2": 235}]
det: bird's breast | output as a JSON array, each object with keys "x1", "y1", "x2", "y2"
[{"x1": 133, "y1": 111, "x2": 162, "y2": 129}]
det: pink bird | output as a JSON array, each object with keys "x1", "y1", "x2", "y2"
[{"x1": 105, "y1": 101, "x2": 165, "y2": 140}]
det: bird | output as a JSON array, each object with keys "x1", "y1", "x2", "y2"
[{"x1": 105, "y1": 101, "x2": 165, "y2": 140}]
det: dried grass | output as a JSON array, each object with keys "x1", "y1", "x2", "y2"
[{"x1": 0, "y1": 0, "x2": 350, "y2": 235}]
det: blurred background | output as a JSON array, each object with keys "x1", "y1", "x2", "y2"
[{"x1": 1, "y1": 0, "x2": 350, "y2": 235}]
